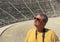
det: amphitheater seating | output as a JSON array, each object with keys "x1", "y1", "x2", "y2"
[{"x1": 0, "y1": 1, "x2": 60, "y2": 27}]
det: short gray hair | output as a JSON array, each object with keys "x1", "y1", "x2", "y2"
[{"x1": 36, "y1": 13, "x2": 48, "y2": 23}]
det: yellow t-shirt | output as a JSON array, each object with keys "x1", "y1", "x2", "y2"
[{"x1": 24, "y1": 28, "x2": 59, "y2": 42}]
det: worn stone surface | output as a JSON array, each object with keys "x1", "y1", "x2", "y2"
[{"x1": 0, "y1": 17, "x2": 60, "y2": 42}]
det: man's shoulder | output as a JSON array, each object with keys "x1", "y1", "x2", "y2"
[
  {"x1": 27, "y1": 28, "x2": 36, "y2": 33},
  {"x1": 28, "y1": 28, "x2": 36, "y2": 32},
  {"x1": 45, "y1": 28, "x2": 56, "y2": 34}
]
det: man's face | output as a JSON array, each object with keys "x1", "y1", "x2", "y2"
[{"x1": 34, "y1": 15, "x2": 45, "y2": 27}]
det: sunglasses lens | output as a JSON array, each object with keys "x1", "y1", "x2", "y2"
[
  {"x1": 34, "y1": 17, "x2": 36, "y2": 19},
  {"x1": 34, "y1": 17, "x2": 40, "y2": 21},
  {"x1": 37, "y1": 18, "x2": 40, "y2": 21}
]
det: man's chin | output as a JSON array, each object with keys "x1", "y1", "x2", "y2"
[{"x1": 34, "y1": 24, "x2": 38, "y2": 27}]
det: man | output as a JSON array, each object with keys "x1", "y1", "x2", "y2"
[{"x1": 24, "y1": 13, "x2": 59, "y2": 42}]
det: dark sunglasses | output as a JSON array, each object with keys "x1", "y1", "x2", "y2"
[{"x1": 34, "y1": 17, "x2": 41, "y2": 21}]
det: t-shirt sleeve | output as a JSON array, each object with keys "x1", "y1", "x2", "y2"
[
  {"x1": 51, "y1": 31, "x2": 59, "y2": 42},
  {"x1": 24, "y1": 29, "x2": 33, "y2": 42}
]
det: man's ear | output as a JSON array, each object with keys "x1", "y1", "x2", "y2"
[{"x1": 43, "y1": 22, "x2": 46, "y2": 25}]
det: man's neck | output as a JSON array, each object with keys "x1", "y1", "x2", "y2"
[{"x1": 36, "y1": 27, "x2": 44, "y2": 32}]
